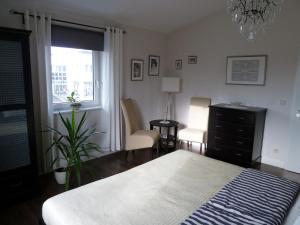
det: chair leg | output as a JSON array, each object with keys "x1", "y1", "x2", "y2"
[
  {"x1": 190, "y1": 142, "x2": 193, "y2": 151},
  {"x1": 156, "y1": 141, "x2": 160, "y2": 156},
  {"x1": 200, "y1": 143, "x2": 203, "y2": 155},
  {"x1": 125, "y1": 151, "x2": 129, "y2": 160}
]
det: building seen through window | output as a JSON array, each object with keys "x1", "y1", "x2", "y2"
[{"x1": 51, "y1": 47, "x2": 94, "y2": 104}]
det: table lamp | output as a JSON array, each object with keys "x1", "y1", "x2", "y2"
[{"x1": 161, "y1": 77, "x2": 180, "y2": 124}]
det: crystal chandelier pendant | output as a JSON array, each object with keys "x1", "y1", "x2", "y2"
[{"x1": 227, "y1": 0, "x2": 284, "y2": 40}]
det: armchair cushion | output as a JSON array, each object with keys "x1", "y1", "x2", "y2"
[
  {"x1": 126, "y1": 130, "x2": 160, "y2": 150},
  {"x1": 178, "y1": 128, "x2": 205, "y2": 143}
]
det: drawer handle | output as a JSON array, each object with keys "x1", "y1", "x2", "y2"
[
  {"x1": 215, "y1": 136, "x2": 222, "y2": 140},
  {"x1": 237, "y1": 129, "x2": 244, "y2": 132},
  {"x1": 236, "y1": 141, "x2": 244, "y2": 145},
  {"x1": 216, "y1": 113, "x2": 223, "y2": 116},
  {"x1": 215, "y1": 147, "x2": 222, "y2": 151},
  {"x1": 235, "y1": 153, "x2": 242, "y2": 157},
  {"x1": 238, "y1": 117, "x2": 245, "y2": 120},
  {"x1": 216, "y1": 125, "x2": 223, "y2": 128}
]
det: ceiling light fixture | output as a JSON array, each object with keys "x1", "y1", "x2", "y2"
[{"x1": 226, "y1": 0, "x2": 284, "y2": 40}]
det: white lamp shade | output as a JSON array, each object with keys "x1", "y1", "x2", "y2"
[{"x1": 161, "y1": 77, "x2": 180, "y2": 93}]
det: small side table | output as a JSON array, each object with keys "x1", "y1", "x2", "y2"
[{"x1": 150, "y1": 120, "x2": 179, "y2": 153}]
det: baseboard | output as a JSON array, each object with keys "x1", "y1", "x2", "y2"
[{"x1": 261, "y1": 157, "x2": 285, "y2": 169}]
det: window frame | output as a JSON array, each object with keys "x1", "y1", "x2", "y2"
[{"x1": 51, "y1": 48, "x2": 102, "y2": 112}]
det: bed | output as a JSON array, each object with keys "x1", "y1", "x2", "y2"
[{"x1": 42, "y1": 150, "x2": 299, "y2": 225}]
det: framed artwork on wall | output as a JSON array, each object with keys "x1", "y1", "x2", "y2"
[
  {"x1": 148, "y1": 55, "x2": 160, "y2": 76},
  {"x1": 188, "y1": 56, "x2": 197, "y2": 64},
  {"x1": 175, "y1": 59, "x2": 182, "y2": 70},
  {"x1": 131, "y1": 59, "x2": 144, "y2": 81},
  {"x1": 226, "y1": 55, "x2": 267, "y2": 85}
]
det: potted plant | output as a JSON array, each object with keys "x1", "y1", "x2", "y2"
[
  {"x1": 47, "y1": 109, "x2": 100, "y2": 190},
  {"x1": 67, "y1": 91, "x2": 81, "y2": 111},
  {"x1": 54, "y1": 167, "x2": 67, "y2": 185}
]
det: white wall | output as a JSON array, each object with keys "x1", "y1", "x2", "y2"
[
  {"x1": 0, "y1": 0, "x2": 167, "y2": 171},
  {"x1": 2, "y1": 0, "x2": 299, "y2": 170},
  {"x1": 167, "y1": 0, "x2": 300, "y2": 168},
  {"x1": 287, "y1": 49, "x2": 300, "y2": 173},
  {"x1": 123, "y1": 25, "x2": 166, "y2": 129}
]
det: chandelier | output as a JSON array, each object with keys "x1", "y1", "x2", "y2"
[{"x1": 227, "y1": 0, "x2": 284, "y2": 40}]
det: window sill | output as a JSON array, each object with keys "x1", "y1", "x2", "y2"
[{"x1": 53, "y1": 106, "x2": 102, "y2": 115}]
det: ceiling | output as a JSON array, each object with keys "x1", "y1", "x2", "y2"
[{"x1": 4, "y1": 0, "x2": 226, "y2": 33}]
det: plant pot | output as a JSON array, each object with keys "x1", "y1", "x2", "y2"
[
  {"x1": 54, "y1": 167, "x2": 67, "y2": 185},
  {"x1": 70, "y1": 102, "x2": 81, "y2": 111}
]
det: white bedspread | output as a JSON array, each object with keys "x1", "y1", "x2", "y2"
[
  {"x1": 284, "y1": 193, "x2": 300, "y2": 225},
  {"x1": 42, "y1": 150, "x2": 243, "y2": 225}
]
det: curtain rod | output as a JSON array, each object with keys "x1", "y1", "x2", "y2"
[{"x1": 9, "y1": 9, "x2": 126, "y2": 34}]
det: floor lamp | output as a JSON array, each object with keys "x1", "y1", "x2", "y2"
[{"x1": 161, "y1": 77, "x2": 180, "y2": 124}]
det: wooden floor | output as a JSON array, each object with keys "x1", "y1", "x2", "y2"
[{"x1": 1, "y1": 148, "x2": 300, "y2": 225}]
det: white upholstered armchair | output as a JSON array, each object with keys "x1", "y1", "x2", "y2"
[
  {"x1": 120, "y1": 98, "x2": 160, "y2": 157},
  {"x1": 178, "y1": 97, "x2": 211, "y2": 154}
]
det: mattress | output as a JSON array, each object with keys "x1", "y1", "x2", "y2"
[{"x1": 42, "y1": 150, "x2": 243, "y2": 225}]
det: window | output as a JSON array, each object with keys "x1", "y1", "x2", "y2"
[
  {"x1": 50, "y1": 25, "x2": 104, "y2": 111},
  {"x1": 84, "y1": 82, "x2": 93, "y2": 97},
  {"x1": 51, "y1": 47, "x2": 100, "y2": 110}
]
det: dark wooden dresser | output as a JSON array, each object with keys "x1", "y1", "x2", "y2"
[{"x1": 206, "y1": 104, "x2": 267, "y2": 167}]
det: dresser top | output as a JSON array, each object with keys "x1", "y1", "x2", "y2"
[{"x1": 210, "y1": 103, "x2": 267, "y2": 112}]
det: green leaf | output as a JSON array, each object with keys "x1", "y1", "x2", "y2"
[
  {"x1": 76, "y1": 111, "x2": 87, "y2": 137},
  {"x1": 59, "y1": 113, "x2": 72, "y2": 133},
  {"x1": 46, "y1": 135, "x2": 63, "y2": 153},
  {"x1": 47, "y1": 108, "x2": 101, "y2": 190},
  {"x1": 56, "y1": 142, "x2": 68, "y2": 159},
  {"x1": 71, "y1": 109, "x2": 76, "y2": 138}
]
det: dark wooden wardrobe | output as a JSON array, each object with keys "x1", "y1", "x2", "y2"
[{"x1": 0, "y1": 27, "x2": 38, "y2": 205}]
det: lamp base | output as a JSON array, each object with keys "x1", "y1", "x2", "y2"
[{"x1": 160, "y1": 120, "x2": 170, "y2": 124}]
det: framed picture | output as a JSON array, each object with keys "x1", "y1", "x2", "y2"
[
  {"x1": 148, "y1": 55, "x2": 160, "y2": 76},
  {"x1": 175, "y1": 59, "x2": 182, "y2": 70},
  {"x1": 188, "y1": 56, "x2": 197, "y2": 64},
  {"x1": 131, "y1": 59, "x2": 144, "y2": 81},
  {"x1": 226, "y1": 55, "x2": 267, "y2": 85}
]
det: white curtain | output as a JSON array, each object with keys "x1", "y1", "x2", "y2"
[
  {"x1": 102, "y1": 27, "x2": 124, "y2": 151},
  {"x1": 25, "y1": 11, "x2": 54, "y2": 173}
]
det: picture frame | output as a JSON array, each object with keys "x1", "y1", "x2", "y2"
[
  {"x1": 226, "y1": 55, "x2": 267, "y2": 85},
  {"x1": 131, "y1": 59, "x2": 144, "y2": 81},
  {"x1": 188, "y1": 56, "x2": 197, "y2": 64},
  {"x1": 148, "y1": 55, "x2": 160, "y2": 76},
  {"x1": 175, "y1": 59, "x2": 182, "y2": 70}
]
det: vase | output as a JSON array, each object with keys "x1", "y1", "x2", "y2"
[{"x1": 54, "y1": 167, "x2": 67, "y2": 185}]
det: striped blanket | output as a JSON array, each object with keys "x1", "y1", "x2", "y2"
[{"x1": 182, "y1": 169, "x2": 300, "y2": 225}]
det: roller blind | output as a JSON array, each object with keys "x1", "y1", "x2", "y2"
[{"x1": 51, "y1": 25, "x2": 104, "y2": 51}]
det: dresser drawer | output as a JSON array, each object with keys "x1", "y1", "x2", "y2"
[
  {"x1": 206, "y1": 147, "x2": 252, "y2": 167},
  {"x1": 228, "y1": 149, "x2": 252, "y2": 165},
  {"x1": 209, "y1": 131, "x2": 253, "y2": 150},
  {"x1": 212, "y1": 108, "x2": 255, "y2": 125},
  {"x1": 212, "y1": 121, "x2": 254, "y2": 138},
  {"x1": 205, "y1": 147, "x2": 226, "y2": 160}
]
